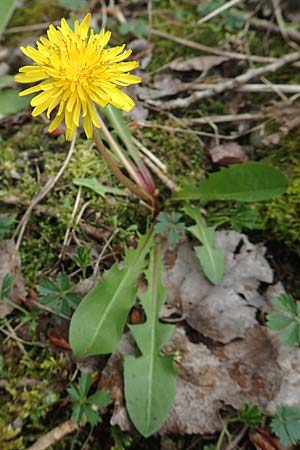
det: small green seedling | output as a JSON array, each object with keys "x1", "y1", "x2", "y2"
[
  {"x1": 155, "y1": 211, "x2": 186, "y2": 244},
  {"x1": 72, "y1": 246, "x2": 91, "y2": 279},
  {"x1": 237, "y1": 403, "x2": 263, "y2": 427},
  {"x1": 271, "y1": 405, "x2": 300, "y2": 446},
  {"x1": 38, "y1": 273, "x2": 80, "y2": 317},
  {"x1": 0, "y1": 215, "x2": 14, "y2": 240},
  {"x1": 267, "y1": 294, "x2": 300, "y2": 347},
  {"x1": 68, "y1": 372, "x2": 109, "y2": 425}
]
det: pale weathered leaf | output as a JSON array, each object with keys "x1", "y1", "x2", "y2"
[
  {"x1": 0, "y1": 240, "x2": 26, "y2": 318},
  {"x1": 208, "y1": 143, "x2": 248, "y2": 166},
  {"x1": 168, "y1": 56, "x2": 228, "y2": 72}
]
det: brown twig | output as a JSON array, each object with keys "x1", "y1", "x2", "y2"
[
  {"x1": 26, "y1": 419, "x2": 79, "y2": 450},
  {"x1": 181, "y1": 112, "x2": 267, "y2": 125},
  {"x1": 197, "y1": 0, "x2": 244, "y2": 26},
  {"x1": 175, "y1": 82, "x2": 300, "y2": 95},
  {"x1": 223, "y1": 425, "x2": 248, "y2": 450},
  {"x1": 149, "y1": 51, "x2": 300, "y2": 110},
  {"x1": 239, "y1": 13, "x2": 300, "y2": 44}
]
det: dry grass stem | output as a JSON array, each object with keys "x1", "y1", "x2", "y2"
[{"x1": 197, "y1": 0, "x2": 244, "y2": 26}]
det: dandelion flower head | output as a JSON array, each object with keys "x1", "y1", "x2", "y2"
[{"x1": 15, "y1": 14, "x2": 141, "y2": 140}]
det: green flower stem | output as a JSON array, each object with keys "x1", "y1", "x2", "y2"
[{"x1": 93, "y1": 128, "x2": 155, "y2": 210}]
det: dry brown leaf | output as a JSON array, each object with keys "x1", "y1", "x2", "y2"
[
  {"x1": 0, "y1": 239, "x2": 26, "y2": 318},
  {"x1": 208, "y1": 142, "x2": 248, "y2": 165},
  {"x1": 136, "y1": 74, "x2": 181, "y2": 101},
  {"x1": 250, "y1": 429, "x2": 282, "y2": 450},
  {"x1": 101, "y1": 326, "x2": 281, "y2": 435},
  {"x1": 168, "y1": 56, "x2": 229, "y2": 72},
  {"x1": 163, "y1": 232, "x2": 273, "y2": 342},
  {"x1": 266, "y1": 343, "x2": 300, "y2": 413},
  {"x1": 98, "y1": 233, "x2": 298, "y2": 436}
]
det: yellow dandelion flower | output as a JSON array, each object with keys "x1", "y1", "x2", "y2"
[{"x1": 15, "y1": 14, "x2": 141, "y2": 140}]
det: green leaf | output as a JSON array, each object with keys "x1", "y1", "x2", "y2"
[
  {"x1": 0, "y1": 273, "x2": 15, "y2": 301},
  {"x1": 266, "y1": 313, "x2": 295, "y2": 330},
  {"x1": 73, "y1": 177, "x2": 126, "y2": 198},
  {"x1": 79, "y1": 372, "x2": 93, "y2": 396},
  {"x1": 87, "y1": 390, "x2": 109, "y2": 406},
  {"x1": 57, "y1": 0, "x2": 88, "y2": 10},
  {"x1": 38, "y1": 273, "x2": 80, "y2": 317},
  {"x1": 266, "y1": 294, "x2": 300, "y2": 347},
  {"x1": 237, "y1": 404, "x2": 263, "y2": 427},
  {"x1": 0, "y1": 88, "x2": 31, "y2": 116},
  {"x1": 71, "y1": 404, "x2": 83, "y2": 424},
  {"x1": 0, "y1": 75, "x2": 15, "y2": 89},
  {"x1": 69, "y1": 232, "x2": 153, "y2": 356},
  {"x1": 271, "y1": 405, "x2": 300, "y2": 446},
  {"x1": 194, "y1": 246, "x2": 224, "y2": 285},
  {"x1": 0, "y1": 0, "x2": 18, "y2": 38},
  {"x1": 67, "y1": 384, "x2": 81, "y2": 402},
  {"x1": 174, "y1": 163, "x2": 288, "y2": 202},
  {"x1": 279, "y1": 324, "x2": 300, "y2": 347},
  {"x1": 83, "y1": 405, "x2": 102, "y2": 425},
  {"x1": 0, "y1": 215, "x2": 14, "y2": 240},
  {"x1": 124, "y1": 245, "x2": 176, "y2": 437},
  {"x1": 155, "y1": 211, "x2": 186, "y2": 244},
  {"x1": 184, "y1": 206, "x2": 224, "y2": 285},
  {"x1": 273, "y1": 294, "x2": 298, "y2": 315}
]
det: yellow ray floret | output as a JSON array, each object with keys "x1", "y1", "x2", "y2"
[{"x1": 15, "y1": 13, "x2": 141, "y2": 140}]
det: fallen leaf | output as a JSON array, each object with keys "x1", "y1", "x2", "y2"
[
  {"x1": 101, "y1": 326, "x2": 281, "y2": 435},
  {"x1": 163, "y1": 232, "x2": 273, "y2": 343},
  {"x1": 266, "y1": 343, "x2": 300, "y2": 413},
  {"x1": 250, "y1": 429, "x2": 282, "y2": 450},
  {"x1": 47, "y1": 331, "x2": 71, "y2": 350},
  {"x1": 136, "y1": 74, "x2": 181, "y2": 101},
  {"x1": 208, "y1": 143, "x2": 248, "y2": 166},
  {"x1": 0, "y1": 239, "x2": 26, "y2": 318},
  {"x1": 168, "y1": 56, "x2": 229, "y2": 72}
]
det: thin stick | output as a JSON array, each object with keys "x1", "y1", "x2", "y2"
[
  {"x1": 4, "y1": 322, "x2": 32, "y2": 361},
  {"x1": 15, "y1": 133, "x2": 77, "y2": 249},
  {"x1": 197, "y1": 0, "x2": 243, "y2": 26},
  {"x1": 223, "y1": 425, "x2": 248, "y2": 450},
  {"x1": 27, "y1": 419, "x2": 79, "y2": 450},
  {"x1": 151, "y1": 29, "x2": 276, "y2": 64},
  {"x1": 30, "y1": 298, "x2": 70, "y2": 321},
  {"x1": 141, "y1": 155, "x2": 177, "y2": 191},
  {"x1": 177, "y1": 82, "x2": 300, "y2": 95},
  {"x1": 153, "y1": 51, "x2": 300, "y2": 110},
  {"x1": 181, "y1": 112, "x2": 267, "y2": 125},
  {"x1": 239, "y1": 12, "x2": 300, "y2": 44},
  {"x1": 131, "y1": 136, "x2": 167, "y2": 172},
  {"x1": 93, "y1": 228, "x2": 119, "y2": 276},
  {"x1": 59, "y1": 187, "x2": 82, "y2": 258},
  {"x1": 0, "y1": 323, "x2": 46, "y2": 348}
]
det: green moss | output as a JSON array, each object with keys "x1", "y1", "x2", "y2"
[
  {"x1": 6, "y1": 0, "x2": 62, "y2": 45},
  {"x1": 142, "y1": 120, "x2": 206, "y2": 188},
  {"x1": 0, "y1": 348, "x2": 68, "y2": 449}
]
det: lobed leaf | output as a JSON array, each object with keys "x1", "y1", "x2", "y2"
[
  {"x1": 69, "y1": 232, "x2": 153, "y2": 356},
  {"x1": 124, "y1": 245, "x2": 176, "y2": 437},
  {"x1": 174, "y1": 163, "x2": 288, "y2": 202},
  {"x1": 271, "y1": 405, "x2": 300, "y2": 446},
  {"x1": 185, "y1": 206, "x2": 224, "y2": 285}
]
